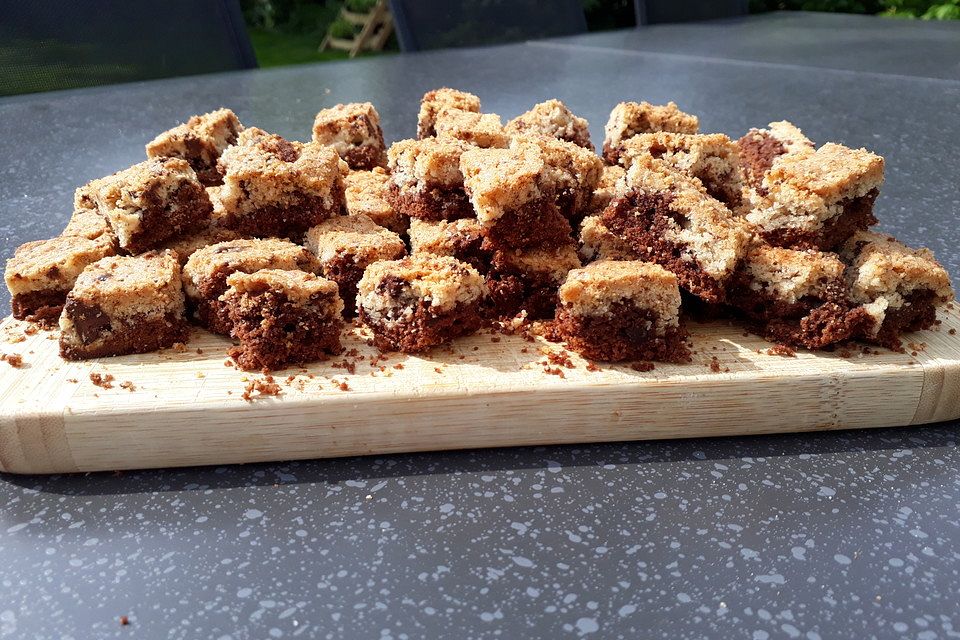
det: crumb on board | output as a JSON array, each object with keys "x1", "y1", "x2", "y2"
[
  {"x1": 1, "y1": 352, "x2": 24, "y2": 368},
  {"x1": 630, "y1": 361, "x2": 655, "y2": 372},
  {"x1": 434, "y1": 367, "x2": 443, "y2": 374},
  {"x1": 766, "y1": 344, "x2": 796, "y2": 358},
  {"x1": 172, "y1": 342, "x2": 187, "y2": 353},
  {"x1": 542, "y1": 365, "x2": 565, "y2": 378},
  {"x1": 708, "y1": 357, "x2": 721, "y2": 373},
  {"x1": 586, "y1": 362, "x2": 602, "y2": 372},
  {"x1": 119, "y1": 380, "x2": 136, "y2": 392},
  {"x1": 89, "y1": 372, "x2": 114, "y2": 388},
  {"x1": 119, "y1": 615, "x2": 129, "y2": 626},
  {"x1": 66, "y1": 378, "x2": 78, "y2": 383},
  {"x1": 242, "y1": 376, "x2": 282, "y2": 401},
  {"x1": 393, "y1": 363, "x2": 404, "y2": 370}
]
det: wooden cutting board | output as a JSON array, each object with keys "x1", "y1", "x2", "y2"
[{"x1": 1, "y1": 307, "x2": 959, "y2": 475}]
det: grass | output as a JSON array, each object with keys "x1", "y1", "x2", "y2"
[{"x1": 248, "y1": 27, "x2": 395, "y2": 68}]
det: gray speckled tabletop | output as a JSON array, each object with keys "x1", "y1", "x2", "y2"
[{"x1": 2, "y1": 17, "x2": 960, "y2": 639}]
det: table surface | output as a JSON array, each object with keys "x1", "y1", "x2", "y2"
[{"x1": 2, "y1": 12, "x2": 960, "y2": 639}]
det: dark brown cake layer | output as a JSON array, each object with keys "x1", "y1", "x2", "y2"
[
  {"x1": 484, "y1": 253, "x2": 565, "y2": 320},
  {"x1": 762, "y1": 303, "x2": 874, "y2": 351},
  {"x1": 867, "y1": 290, "x2": 940, "y2": 351},
  {"x1": 359, "y1": 299, "x2": 483, "y2": 354},
  {"x1": 225, "y1": 290, "x2": 344, "y2": 371},
  {"x1": 221, "y1": 188, "x2": 346, "y2": 238},
  {"x1": 342, "y1": 144, "x2": 387, "y2": 171},
  {"x1": 480, "y1": 199, "x2": 573, "y2": 252},
  {"x1": 601, "y1": 191, "x2": 728, "y2": 303},
  {"x1": 726, "y1": 270, "x2": 849, "y2": 323},
  {"x1": 387, "y1": 183, "x2": 473, "y2": 221},
  {"x1": 124, "y1": 182, "x2": 212, "y2": 254},
  {"x1": 601, "y1": 142, "x2": 621, "y2": 166},
  {"x1": 320, "y1": 255, "x2": 367, "y2": 317},
  {"x1": 59, "y1": 308, "x2": 189, "y2": 360},
  {"x1": 555, "y1": 303, "x2": 690, "y2": 363},
  {"x1": 737, "y1": 131, "x2": 785, "y2": 189},
  {"x1": 11, "y1": 289, "x2": 70, "y2": 327},
  {"x1": 758, "y1": 189, "x2": 879, "y2": 252}
]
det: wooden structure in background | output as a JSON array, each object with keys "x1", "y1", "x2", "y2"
[{"x1": 320, "y1": 1, "x2": 394, "y2": 58}]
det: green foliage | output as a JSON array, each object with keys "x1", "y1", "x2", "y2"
[
  {"x1": 345, "y1": 0, "x2": 378, "y2": 13},
  {"x1": 329, "y1": 17, "x2": 356, "y2": 39},
  {"x1": 749, "y1": 0, "x2": 959, "y2": 17}
]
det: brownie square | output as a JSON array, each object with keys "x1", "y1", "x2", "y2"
[
  {"x1": 304, "y1": 214, "x2": 407, "y2": 315},
  {"x1": 182, "y1": 238, "x2": 321, "y2": 334},
  {"x1": 842, "y1": 231, "x2": 954, "y2": 350},
  {"x1": 222, "y1": 269, "x2": 345, "y2": 371},
  {"x1": 59, "y1": 250, "x2": 189, "y2": 360},
  {"x1": 434, "y1": 108, "x2": 509, "y2": 149},
  {"x1": 618, "y1": 132, "x2": 747, "y2": 211},
  {"x1": 312, "y1": 102, "x2": 388, "y2": 171},
  {"x1": 344, "y1": 168, "x2": 408, "y2": 234},
  {"x1": 145, "y1": 108, "x2": 243, "y2": 186},
  {"x1": 601, "y1": 158, "x2": 750, "y2": 303},
  {"x1": 460, "y1": 141, "x2": 573, "y2": 251},
  {"x1": 408, "y1": 218, "x2": 489, "y2": 273},
  {"x1": 218, "y1": 130, "x2": 347, "y2": 238},
  {"x1": 386, "y1": 138, "x2": 474, "y2": 221},
  {"x1": 91, "y1": 157, "x2": 213, "y2": 254},
  {"x1": 485, "y1": 242, "x2": 581, "y2": 319},
  {"x1": 357, "y1": 254, "x2": 486, "y2": 353},
  {"x1": 505, "y1": 99, "x2": 592, "y2": 149},
  {"x1": 522, "y1": 135, "x2": 604, "y2": 222},
  {"x1": 556, "y1": 260, "x2": 689, "y2": 362},
  {"x1": 602, "y1": 101, "x2": 699, "y2": 164},
  {"x1": 5, "y1": 234, "x2": 116, "y2": 326},
  {"x1": 727, "y1": 242, "x2": 872, "y2": 350},
  {"x1": 417, "y1": 87, "x2": 481, "y2": 139},
  {"x1": 737, "y1": 120, "x2": 814, "y2": 190},
  {"x1": 747, "y1": 143, "x2": 884, "y2": 251},
  {"x1": 578, "y1": 215, "x2": 638, "y2": 263}
]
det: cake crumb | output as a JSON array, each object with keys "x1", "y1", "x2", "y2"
[
  {"x1": 708, "y1": 357, "x2": 721, "y2": 372},
  {"x1": 335, "y1": 379, "x2": 350, "y2": 391},
  {"x1": 586, "y1": 362, "x2": 602, "y2": 372},
  {"x1": 1, "y1": 353, "x2": 24, "y2": 368},
  {"x1": 89, "y1": 372, "x2": 114, "y2": 388},
  {"x1": 195, "y1": 372, "x2": 205, "y2": 379},
  {"x1": 120, "y1": 380, "x2": 136, "y2": 392},
  {"x1": 242, "y1": 377, "x2": 282, "y2": 401},
  {"x1": 119, "y1": 616, "x2": 129, "y2": 626},
  {"x1": 766, "y1": 344, "x2": 796, "y2": 357},
  {"x1": 950, "y1": 328, "x2": 957, "y2": 335},
  {"x1": 543, "y1": 365, "x2": 565, "y2": 378},
  {"x1": 434, "y1": 367, "x2": 443, "y2": 374},
  {"x1": 630, "y1": 361, "x2": 655, "y2": 372},
  {"x1": 66, "y1": 378, "x2": 78, "y2": 383},
  {"x1": 393, "y1": 363, "x2": 405, "y2": 370},
  {"x1": 196, "y1": 348, "x2": 204, "y2": 354},
  {"x1": 172, "y1": 342, "x2": 188, "y2": 353}
]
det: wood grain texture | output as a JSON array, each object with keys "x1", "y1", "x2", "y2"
[{"x1": 1, "y1": 306, "x2": 959, "y2": 474}]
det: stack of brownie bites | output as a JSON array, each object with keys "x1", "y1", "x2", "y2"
[{"x1": 4, "y1": 93, "x2": 955, "y2": 371}]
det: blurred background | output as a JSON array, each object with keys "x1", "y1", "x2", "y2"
[{"x1": 0, "y1": 0, "x2": 957, "y2": 97}]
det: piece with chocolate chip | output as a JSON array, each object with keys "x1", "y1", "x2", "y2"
[
  {"x1": 434, "y1": 108, "x2": 509, "y2": 149},
  {"x1": 485, "y1": 242, "x2": 581, "y2": 319},
  {"x1": 505, "y1": 99, "x2": 592, "y2": 149},
  {"x1": 618, "y1": 132, "x2": 747, "y2": 211},
  {"x1": 89, "y1": 157, "x2": 213, "y2": 254},
  {"x1": 842, "y1": 231, "x2": 954, "y2": 350},
  {"x1": 386, "y1": 137, "x2": 474, "y2": 221},
  {"x1": 417, "y1": 87, "x2": 481, "y2": 139},
  {"x1": 145, "y1": 108, "x2": 243, "y2": 186},
  {"x1": 460, "y1": 140, "x2": 572, "y2": 251},
  {"x1": 519, "y1": 135, "x2": 604, "y2": 223},
  {"x1": 5, "y1": 234, "x2": 116, "y2": 326},
  {"x1": 344, "y1": 168, "x2": 408, "y2": 234},
  {"x1": 182, "y1": 238, "x2": 321, "y2": 334},
  {"x1": 221, "y1": 269, "x2": 344, "y2": 371},
  {"x1": 408, "y1": 218, "x2": 490, "y2": 273},
  {"x1": 601, "y1": 157, "x2": 750, "y2": 303},
  {"x1": 304, "y1": 214, "x2": 407, "y2": 315},
  {"x1": 602, "y1": 101, "x2": 699, "y2": 165},
  {"x1": 312, "y1": 102, "x2": 388, "y2": 170},
  {"x1": 217, "y1": 129, "x2": 347, "y2": 238},
  {"x1": 59, "y1": 250, "x2": 189, "y2": 360},
  {"x1": 556, "y1": 260, "x2": 690, "y2": 363},
  {"x1": 357, "y1": 254, "x2": 486, "y2": 353},
  {"x1": 737, "y1": 120, "x2": 814, "y2": 190},
  {"x1": 578, "y1": 215, "x2": 637, "y2": 263},
  {"x1": 727, "y1": 242, "x2": 872, "y2": 350},
  {"x1": 62, "y1": 207, "x2": 117, "y2": 246},
  {"x1": 747, "y1": 143, "x2": 884, "y2": 251}
]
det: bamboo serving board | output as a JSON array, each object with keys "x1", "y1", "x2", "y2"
[{"x1": 1, "y1": 307, "x2": 959, "y2": 475}]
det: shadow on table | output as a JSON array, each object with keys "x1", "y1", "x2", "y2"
[{"x1": 3, "y1": 422, "x2": 957, "y2": 497}]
